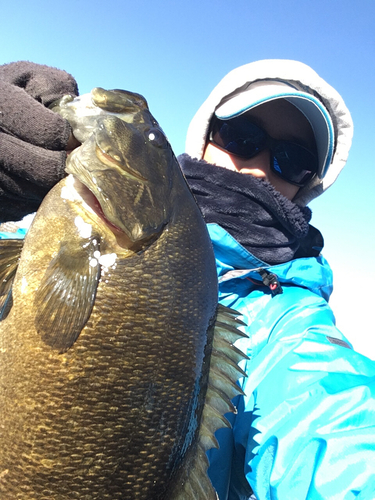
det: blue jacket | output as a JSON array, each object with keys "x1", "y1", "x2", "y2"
[
  {"x1": 207, "y1": 223, "x2": 375, "y2": 500},
  {"x1": 2, "y1": 224, "x2": 374, "y2": 498}
]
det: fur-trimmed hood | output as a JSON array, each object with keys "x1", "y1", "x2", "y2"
[{"x1": 184, "y1": 59, "x2": 353, "y2": 206}]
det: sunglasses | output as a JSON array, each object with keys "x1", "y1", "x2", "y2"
[{"x1": 209, "y1": 116, "x2": 318, "y2": 187}]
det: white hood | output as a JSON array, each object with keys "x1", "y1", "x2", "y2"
[{"x1": 185, "y1": 60, "x2": 353, "y2": 206}]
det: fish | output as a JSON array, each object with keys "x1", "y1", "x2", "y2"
[{"x1": 0, "y1": 88, "x2": 247, "y2": 499}]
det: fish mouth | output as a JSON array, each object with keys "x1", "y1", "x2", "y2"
[
  {"x1": 72, "y1": 177, "x2": 156, "y2": 251},
  {"x1": 73, "y1": 177, "x2": 123, "y2": 233},
  {"x1": 69, "y1": 175, "x2": 164, "y2": 252}
]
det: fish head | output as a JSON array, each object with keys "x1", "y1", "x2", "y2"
[
  {"x1": 50, "y1": 87, "x2": 150, "y2": 143},
  {"x1": 65, "y1": 93, "x2": 176, "y2": 245}
]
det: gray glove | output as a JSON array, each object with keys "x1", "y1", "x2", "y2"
[{"x1": 0, "y1": 61, "x2": 78, "y2": 222}]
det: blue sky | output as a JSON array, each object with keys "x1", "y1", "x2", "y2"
[{"x1": 1, "y1": 0, "x2": 374, "y2": 358}]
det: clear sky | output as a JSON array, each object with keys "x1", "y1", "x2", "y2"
[{"x1": 1, "y1": 0, "x2": 374, "y2": 358}]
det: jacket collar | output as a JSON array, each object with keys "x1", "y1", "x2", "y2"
[{"x1": 207, "y1": 223, "x2": 333, "y2": 301}]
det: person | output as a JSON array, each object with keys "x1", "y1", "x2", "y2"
[
  {"x1": 177, "y1": 60, "x2": 375, "y2": 499},
  {"x1": 1, "y1": 60, "x2": 374, "y2": 499}
]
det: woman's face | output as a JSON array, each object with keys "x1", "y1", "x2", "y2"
[{"x1": 203, "y1": 99, "x2": 316, "y2": 200}]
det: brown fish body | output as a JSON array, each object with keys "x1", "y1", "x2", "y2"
[
  {"x1": 0, "y1": 172, "x2": 217, "y2": 499},
  {"x1": 0, "y1": 89, "x2": 245, "y2": 499}
]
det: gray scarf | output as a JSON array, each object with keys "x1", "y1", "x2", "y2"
[{"x1": 178, "y1": 154, "x2": 322, "y2": 265}]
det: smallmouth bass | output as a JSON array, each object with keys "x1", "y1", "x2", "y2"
[{"x1": 0, "y1": 88, "x2": 246, "y2": 499}]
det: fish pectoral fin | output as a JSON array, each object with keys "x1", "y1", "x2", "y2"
[
  {"x1": 0, "y1": 239, "x2": 24, "y2": 320},
  {"x1": 34, "y1": 237, "x2": 101, "y2": 353}
]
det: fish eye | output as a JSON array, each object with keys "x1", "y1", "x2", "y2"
[{"x1": 147, "y1": 128, "x2": 167, "y2": 148}]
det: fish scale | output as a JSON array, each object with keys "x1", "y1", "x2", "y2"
[{"x1": 0, "y1": 88, "x2": 247, "y2": 499}]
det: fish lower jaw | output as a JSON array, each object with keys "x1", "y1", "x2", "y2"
[
  {"x1": 67, "y1": 175, "x2": 121, "y2": 230},
  {"x1": 63, "y1": 175, "x2": 147, "y2": 251}
]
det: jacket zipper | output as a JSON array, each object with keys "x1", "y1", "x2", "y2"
[{"x1": 247, "y1": 268, "x2": 283, "y2": 297}]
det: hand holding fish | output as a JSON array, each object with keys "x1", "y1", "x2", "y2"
[{"x1": 0, "y1": 61, "x2": 78, "y2": 222}]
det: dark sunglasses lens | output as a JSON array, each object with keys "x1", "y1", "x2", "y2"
[
  {"x1": 211, "y1": 118, "x2": 318, "y2": 187},
  {"x1": 212, "y1": 119, "x2": 268, "y2": 158},
  {"x1": 272, "y1": 142, "x2": 318, "y2": 186}
]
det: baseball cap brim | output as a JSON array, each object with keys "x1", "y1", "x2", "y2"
[{"x1": 214, "y1": 81, "x2": 335, "y2": 179}]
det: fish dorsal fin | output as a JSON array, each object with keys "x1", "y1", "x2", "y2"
[
  {"x1": 169, "y1": 304, "x2": 248, "y2": 499},
  {"x1": 0, "y1": 239, "x2": 24, "y2": 320},
  {"x1": 34, "y1": 237, "x2": 101, "y2": 353}
]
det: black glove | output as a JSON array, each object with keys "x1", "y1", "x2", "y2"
[{"x1": 0, "y1": 61, "x2": 79, "y2": 222}]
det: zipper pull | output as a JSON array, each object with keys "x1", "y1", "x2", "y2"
[{"x1": 258, "y1": 269, "x2": 283, "y2": 296}]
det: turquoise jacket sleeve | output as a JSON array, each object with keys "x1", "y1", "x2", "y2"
[
  {"x1": 244, "y1": 293, "x2": 375, "y2": 499},
  {"x1": 0, "y1": 228, "x2": 27, "y2": 239},
  {"x1": 211, "y1": 285, "x2": 375, "y2": 500}
]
